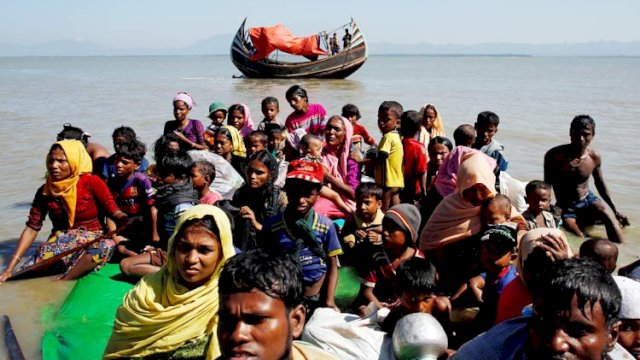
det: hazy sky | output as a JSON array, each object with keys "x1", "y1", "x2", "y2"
[{"x1": 2, "y1": 0, "x2": 638, "y2": 48}]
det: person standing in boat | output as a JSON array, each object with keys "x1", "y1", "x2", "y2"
[
  {"x1": 164, "y1": 92, "x2": 208, "y2": 151},
  {"x1": 284, "y1": 85, "x2": 328, "y2": 139},
  {"x1": 342, "y1": 28, "x2": 352, "y2": 49},
  {"x1": 330, "y1": 33, "x2": 340, "y2": 55}
]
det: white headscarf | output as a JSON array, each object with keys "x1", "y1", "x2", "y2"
[{"x1": 613, "y1": 275, "x2": 640, "y2": 319}]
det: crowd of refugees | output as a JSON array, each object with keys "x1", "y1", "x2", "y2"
[{"x1": 0, "y1": 84, "x2": 637, "y2": 360}]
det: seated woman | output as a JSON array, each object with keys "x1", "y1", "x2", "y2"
[
  {"x1": 104, "y1": 205, "x2": 236, "y2": 359},
  {"x1": 163, "y1": 92, "x2": 208, "y2": 151},
  {"x1": 213, "y1": 125, "x2": 247, "y2": 175},
  {"x1": 314, "y1": 115, "x2": 360, "y2": 219},
  {"x1": 0, "y1": 140, "x2": 127, "y2": 282},
  {"x1": 228, "y1": 150, "x2": 287, "y2": 251}
]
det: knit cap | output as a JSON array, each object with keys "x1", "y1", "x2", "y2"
[{"x1": 384, "y1": 204, "x2": 421, "y2": 244}]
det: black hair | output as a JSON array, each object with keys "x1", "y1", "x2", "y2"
[
  {"x1": 570, "y1": 114, "x2": 596, "y2": 134},
  {"x1": 378, "y1": 101, "x2": 403, "y2": 119},
  {"x1": 57, "y1": 123, "x2": 90, "y2": 146},
  {"x1": 284, "y1": 178, "x2": 322, "y2": 194},
  {"x1": 174, "y1": 215, "x2": 220, "y2": 247},
  {"x1": 249, "y1": 130, "x2": 268, "y2": 144},
  {"x1": 538, "y1": 258, "x2": 621, "y2": 328},
  {"x1": 579, "y1": 239, "x2": 618, "y2": 270},
  {"x1": 219, "y1": 248, "x2": 303, "y2": 309},
  {"x1": 525, "y1": 180, "x2": 551, "y2": 197},
  {"x1": 285, "y1": 85, "x2": 308, "y2": 102},
  {"x1": 341, "y1": 104, "x2": 361, "y2": 120},
  {"x1": 483, "y1": 194, "x2": 512, "y2": 214},
  {"x1": 227, "y1": 104, "x2": 245, "y2": 118},
  {"x1": 428, "y1": 136, "x2": 454, "y2": 153},
  {"x1": 153, "y1": 133, "x2": 182, "y2": 163},
  {"x1": 476, "y1": 111, "x2": 500, "y2": 127},
  {"x1": 158, "y1": 150, "x2": 193, "y2": 180},
  {"x1": 193, "y1": 160, "x2": 216, "y2": 184},
  {"x1": 116, "y1": 139, "x2": 147, "y2": 164},
  {"x1": 247, "y1": 150, "x2": 278, "y2": 185},
  {"x1": 261, "y1": 96, "x2": 279, "y2": 109},
  {"x1": 356, "y1": 182, "x2": 383, "y2": 201},
  {"x1": 299, "y1": 133, "x2": 321, "y2": 151},
  {"x1": 400, "y1": 110, "x2": 422, "y2": 138},
  {"x1": 264, "y1": 123, "x2": 283, "y2": 138},
  {"x1": 395, "y1": 257, "x2": 437, "y2": 296},
  {"x1": 214, "y1": 126, "x2": 234, "y2": 143},
  {"x1": 112, "y1": 126, "x2": 137, "y2": 141},
  {"x1": 453, "y1": 124, "x2": 475, "y2": 147}
]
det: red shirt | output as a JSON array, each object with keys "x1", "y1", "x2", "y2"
[
  {"x1": 353, "y1": 123, "x2": 376, "y2": 145},
  {"x1": 495, "y1": 275, "x2": 532, "y2": 324},
  {"x1": 402, "y1": 137, "x2": 428, "y2": 194},
  {"x1": 27, "y1": 174, "x2": 120, "y2": 233}
]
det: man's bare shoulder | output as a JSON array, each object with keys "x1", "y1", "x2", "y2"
[{"x1": 545, "y1": 144, "x2": 572, "y2": 159}]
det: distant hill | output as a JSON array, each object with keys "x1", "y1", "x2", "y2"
[{"x1": 1, "y1": 36, "x2": 639, "y2": 57}]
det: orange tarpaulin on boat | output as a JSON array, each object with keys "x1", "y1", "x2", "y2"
[{"x1": 249, "y1": 25, "x2": 327, "y2": 61}]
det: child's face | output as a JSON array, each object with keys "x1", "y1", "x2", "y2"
[
  {"x1": 399, "y1": 291, "x2": 435, "y2": 314},
  {"x1": 480, "y1": 241, "x2": 514, "y2": 275},
  {"x1": 209, "y1": 110, "x2": 226, "y2": 126},
  {"x1": 167, "y1": 141, "x2": 181, "y2": 152},
  {"x1": 112, "y1": 135, "x2": 129, "y2": 152},
  {"x1": 482, "y1": 202, "x2": 511, "y2": 225},
  {"x1": 285, "y1": 180, "x2": 320, "y2": 217},
  {"x1": 268, "y1": 133, "x2": 283, "y2": 150},
  {"x1": 214, "y1": 134, "x2": 232, "y2": 158},
  {"x1": 382, "y1": 218, "x2": 407, "y2": 252},
  {"x1": 474, "y1": 122, "x2": 497, "y2": 146},
  {"x1": 114, "y1": 155, "x2": 139, "y2": 179},
  {"x1": 261, "y1": 103, "x2": 279, "y2": 121},
  {"x1": 204, "y1": 130, "x2": 216, "y2": 149},
  {"x1": 526, "y1": 188, "x2": 551, "y2": 215},
  {"x1": 246, "y1": 160, "x2": 270, "y2": 189},
  {"x1": 229, "y1": 109, "x2": 246, "y2": 130},
  {"x1": 423, "y1": 108, "x2": 437, "y2": 130},
  {"x1": 160, "y1": 171, "x2": 177, "y2": 185},
  {"x1": 378, "y1": 110, "x2": 398, "y2": 134},
  {"x1": 248, "y1": 136, "x2": 266, "y2": 156},
  {"x1": 191, "y1": 166, "x2": 208, "y2": 191},
  {"x1": 305, "y1": 139, "x2": 323, "y2": 158},
  {"x1": 357, "y1": 195, "x2": 381, "y2": 221},
  {"x1": 428, "y1": 143, "x2": 450, "y2": 167}
]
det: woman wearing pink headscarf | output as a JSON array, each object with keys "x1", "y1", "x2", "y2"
[
  {"x1": 163, "y1": 92, "x2": 207, "y2": 150},
  {"x1": 314, "y1": 115, "x2": 360, "y2": 218},
  {"x1": 227, "y1": 103, "x2": 256, "y2": 139}
]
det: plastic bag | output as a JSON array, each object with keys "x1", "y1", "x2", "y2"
[
  {"x1": 188, "y1": 150, "x2": 245, "y2": 199},
  {"x1": 499, "y1": 172, "x2": 528, "y2": 213}
]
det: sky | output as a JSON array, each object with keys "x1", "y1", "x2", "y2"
[{"x1": 1, "y1": 0, "x2": 639, "y2": 48}]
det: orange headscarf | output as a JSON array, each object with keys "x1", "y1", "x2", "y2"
[{"x1": 42, "y1": 140, "x2": 93, "y2": 227}]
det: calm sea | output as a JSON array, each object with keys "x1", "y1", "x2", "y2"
[{"x1": 0, "y1": 55, "x2": 638, "y2": 357}]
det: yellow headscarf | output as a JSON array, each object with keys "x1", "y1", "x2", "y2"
[
  {"x1": 222, "y1": 125, "x2": 247, "y2": 158},
  {"x1": 104, "y1": 205, "x2": 236, "y2": 359},
  {"x1": 42, "y1": 140, "x2": 93, "y2": 227}
]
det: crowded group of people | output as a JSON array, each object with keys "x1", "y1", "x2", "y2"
[{"x1": 0, "y1": 84, "x2": 637, "y2": 359}]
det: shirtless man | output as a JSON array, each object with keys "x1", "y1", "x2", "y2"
[{"x1": 544, "y1": 115, "x2": 629, "y2": 243}]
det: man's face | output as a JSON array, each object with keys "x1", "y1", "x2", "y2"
[
  {"x1": 528, "y1": 294, "x2": 619, "y2": 360},
  {"x1": 218, "y1": 289, "x2": 305, "y2": 360},
  {"x1": 474, "y1": 122, "x2": 497, "y2": 147},
  {"x1": 570, "y1": 125, "x2": 594, "y2": 151}
]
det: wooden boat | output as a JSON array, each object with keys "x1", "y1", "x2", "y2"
[{"x1": 231, "y1": 19, "x2": 368, "y2": 79}]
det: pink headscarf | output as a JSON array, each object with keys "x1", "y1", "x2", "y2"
[
  {"x1": 434, "y1": 146, "x2": 496, "y2": 197},
  {"x1": 322, "y1": 116, "x2": 354, "y2": 183},
  {"x1": 236, "y1": 103, "x2": 256, "y2": 138},
  {"x1": 173, "y1": 92, "x2": 196, "y2": 110}
]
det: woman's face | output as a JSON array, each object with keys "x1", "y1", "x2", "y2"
[
  {"x1": 246, "y1": 160, "x2": 270, "y2": 189},
  {"x1": 423, "y1": 108, "x2": 436, "y2": 129},
  {"x1": 215, "y1": 134, "x2": 232, "y2": 158},
  {"x1": 325, "y1": 118, "x2": 346, "y2": 147},
  {"x1": 229, "y1": 109, "x2": 246, "y2": 130},
  {"x1": 462, "y1": 184, "x2": 493, "y2": 206},
  {"x1": 287, "y1": 95, "x2": 307, "y2": 113},
  {"x1": 174, "y1": 225, "x2": 222, "y2": 289},
  {"x1": 429, "y1": 143, "x2": 450, "y2": 166},
  {"x1": 173, "y1": 100, "x2": 190, "y2": 122},
  {"x1": 47, "y1": 147, "x2": 72, "y2": 181}
]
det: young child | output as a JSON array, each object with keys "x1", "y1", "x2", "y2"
[
  {"x1": 120, "y1": 150, "x2": 199, "y2": 278},
  {"x1": 257, "y1": 96, "x2": 281, "y2": 131},
  {"x1": 103, "y1": 126, "x2": 149, "y2": 180},
  {"x1": 375, "y1": 101, "x2": 404, "y2": 210},
  {"x1": 579, "y1": 238, "x2": 618, "y2": 273},
  {"x1": 399, "y1": 110, "x2": 428, "y2": 204},
  {"x1": 380, "y1": 257, "x2": 450, "y2": 334},
  {"x1": 264, "y1": 123, "x2": 288, "y2": 189},
  {"x1": 246, "y1": 130, "x2": 268, "y2": 157},
  {"x1": 473, "y1": 111, "x2": 509, "y2": 171},
  {"x1": 522, "y1": 180, "x2": 557, "y2": 229},
  {"x1": 341, "y1": 183, "x2": 385, "y2": 267},
  {"x1": 299, "y1": 134, "x2": 353, "y2": 215},
  {"x1": 106, "y1": 139, "x2": 158, "y2": 257},
  {"x1": 260, "y1": 159, "x2": 343, "y2": 313},
  {"x1": 453, "y1": 124, "x2": 476, "y2": 148},
  {"x1": 342, "y1": 103, "x2": 376, "y2": 146},
  {"x1": 207, "y1": 101, "x2": 227, "y2": 133},
  {"x1": 356, "y1": 204, "x2": 424, "y2": 311},
  {"x1": 191, "y1": 160, "x2": 222, "y2": 205}
]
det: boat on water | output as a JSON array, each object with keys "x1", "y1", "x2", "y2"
[{"x1": 230, "y1": 18, "x2": 368, "y2": 79}]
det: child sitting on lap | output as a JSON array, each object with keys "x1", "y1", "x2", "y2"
[{"x1": 340, "y1": 183, "x2": 385, "y2": 265}]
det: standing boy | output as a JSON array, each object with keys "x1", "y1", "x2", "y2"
[
  {"x1": 260, "y1": 159, "x2": 342, "y2": 313},
  {"x1": 375, "y1": 101, "x2": 404, "y2": 210},
  {"x1": 399, "y1": 110, "x2": 428, "y2": 204},
  {"x1": 257, "y1": 97, "x2": 281, "y2": 131},
  {"x1": 544, "y1": 115, "x2": 628, "y2": 243},
  {"x1": 473, "y1": 111, "x2": 509, "y2": 171}
]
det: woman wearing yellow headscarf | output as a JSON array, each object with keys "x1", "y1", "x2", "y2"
[
  {"x1": 0, "y1": 140, "x2": 127, "y2": 283},
  {"x1": 104, "y1": 204, "x2": 236, "y2": 359}
]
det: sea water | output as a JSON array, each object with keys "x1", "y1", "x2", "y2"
[{"x1": 0, "y1": 55, "x2": 638, "y2": 357}]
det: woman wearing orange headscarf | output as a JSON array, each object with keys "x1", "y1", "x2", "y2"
[{"x1": 0, "y1": 140, "x2": 127, "y2": 282}]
